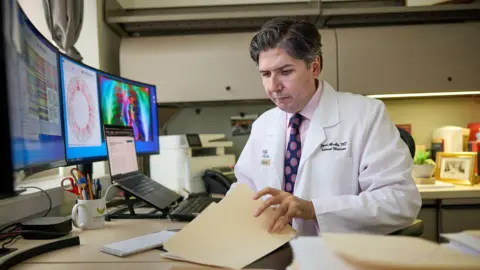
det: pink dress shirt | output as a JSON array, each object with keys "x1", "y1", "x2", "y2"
[{"x1": 285, "y1": 81, "x2": 323, "y2": 154}]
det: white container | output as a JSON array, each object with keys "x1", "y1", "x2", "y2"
[{"x1": 432, "y1": 126, "x2": 464, "y2": 153}]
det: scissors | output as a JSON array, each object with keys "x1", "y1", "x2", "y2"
[
  {"x1": 70, "y1": 168, "x2": 86, "y2": 183},
  {"x1": 61, "y1": 177, "x2": 80, "y2": 196}
]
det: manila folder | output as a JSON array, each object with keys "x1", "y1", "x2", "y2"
[{"x1": 163, "y1": 184, "x2": 297, "y2": 269}]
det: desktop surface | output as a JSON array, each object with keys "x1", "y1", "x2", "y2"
[{"x1": 2, "y1": 219, "x2": 292, "y2": 270}]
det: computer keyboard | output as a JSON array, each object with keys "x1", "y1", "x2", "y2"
[{"x1": 169, "y1": 196, "x2": 216, "y2": 221}]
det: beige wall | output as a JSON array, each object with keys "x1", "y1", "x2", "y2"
[
  {"x1": 165, "y1": 96, "x2": 480, "y2": 159},
  {"x1": 98, "y1": 0, "x2": 121, "y2": 75},
  {"x1": 18, "y1": 0, "x2": 100, "y2": 69},
  {"x1": 383, "y1": 96, "x2": 480, "y2": 148}
]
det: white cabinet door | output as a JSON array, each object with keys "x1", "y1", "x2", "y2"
[
  {"x1": 120, "y1": 29, "x2": 337, "y2": 103},
  {"x1": 120, "y1": 32, "x2": 264, "y2": 103},
  {"x1": 336, "y1": 22, "x2": 480, "y2": 95}
]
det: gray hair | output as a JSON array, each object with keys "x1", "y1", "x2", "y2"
[{"x1": 249, "y1": 17, "x2": 323, "y2": 70}]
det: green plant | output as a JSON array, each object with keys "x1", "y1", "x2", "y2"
[{"x1": 414, "y1": 150, "x2": 435, "y2": 165}]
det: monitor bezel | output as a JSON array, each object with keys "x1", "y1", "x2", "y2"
[
  {"x1": 96, "y1": 69, "x2": 159, "y2": 156},
  {"x1": 1, "y1": 0, "x2": 15, "y2": 197},
  {"x1": 15, "y1": 5, "x2": 68, "y2": 171}
]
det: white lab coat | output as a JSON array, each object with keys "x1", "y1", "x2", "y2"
[{"x1": 233, "y1": 80, "x2": 422, "y2": 236}]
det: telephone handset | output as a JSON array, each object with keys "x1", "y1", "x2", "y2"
[{"x1": 202, "y1": 169, "x2": 232, "y2": 195}]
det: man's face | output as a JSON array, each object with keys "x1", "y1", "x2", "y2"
[{"x1": 258, "y1": 47, "x2": 320, "y2": 113}]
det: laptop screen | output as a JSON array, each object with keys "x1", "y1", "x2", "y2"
[{"x1": 105, "y1": 125, "x2": 138, "y2": 177}]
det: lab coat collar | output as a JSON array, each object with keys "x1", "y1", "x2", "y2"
[
  {"x1": 315, "y1": 80, "x2": 340, "y2": 128},
  {"x1": 299, "y1": 80, "x2": 340, "y2": 169}
]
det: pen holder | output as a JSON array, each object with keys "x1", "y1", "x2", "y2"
[{"x1": 71, "y1": 197, "x2": 107, "y2": 230}]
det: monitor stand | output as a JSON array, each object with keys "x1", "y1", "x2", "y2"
[{"x1": 104, "y1": 191, "x2": 167, "y2": 221}]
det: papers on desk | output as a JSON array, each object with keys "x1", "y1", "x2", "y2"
[
  {"x1": 161, "y1": 184, "x2": 296, "y2": 269},
  {"x1": 441, "y1": 230, "x2": 480, "y2": 256},
  {"x1": 416, "y1": 181, "x2": 455, "y2": 189},
  {"x1": 288, "y1": 237, "x2": 354, "y2": 270},
  {"x1": 289, "y1": 233, "x2": 480, "y2": 270}
]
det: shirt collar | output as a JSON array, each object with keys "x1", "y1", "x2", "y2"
[{"x1": 287, "y1": 79, "x2": 323, "y2": 125}]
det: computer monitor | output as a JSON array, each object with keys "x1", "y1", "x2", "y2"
[
  {"x1": 98, "y1": 73, "x2": 159, "y2": 155},
  {"x1": 15, "y1": 6, "x2": 66, "y2": 170},
  {"x1": 58, "y1": 54, "x2": 106, "y2": 164}
]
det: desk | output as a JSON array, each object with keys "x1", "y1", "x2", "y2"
[
  {"x1": 417, "y1": 183, "x2": 480, "y2": 242},
  {"x1": 418, "y1": 183, "x2": 480, "y2": 200},
  {"x1": 2, "y1": 220, "x2": 293, "y2": 270}
]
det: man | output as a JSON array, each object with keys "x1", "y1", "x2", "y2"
[{"x1": 233, "y1": 18, "x2": 422, "y2": 236}]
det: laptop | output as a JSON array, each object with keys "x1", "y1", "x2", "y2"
[{"x1": 104, "y1": 124, "x2": 215, "y2": 221}]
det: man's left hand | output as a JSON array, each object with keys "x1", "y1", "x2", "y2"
[{"x1": 253, "y1": 187, "x2": 316, "y2": 233}]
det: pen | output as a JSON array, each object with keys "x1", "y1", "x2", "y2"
[
  {"x1": 87, "y1": 174, "x2": 94, "y2": 200},
  {"x1": 77, "y1": 183, "x2": 83, "y2": 200},
  {"x1": 92, "y1": 181, "x2": 97, "y2": 199},
  {"x1": 96, "y1": 179, "x2": 102, "y2": 199}
]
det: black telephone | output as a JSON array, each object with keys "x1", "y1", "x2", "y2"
[{"x1": 202, "y1": 169, "x2": 232, "y2": 195}]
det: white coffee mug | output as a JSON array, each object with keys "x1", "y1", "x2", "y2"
[{"x1": 71, "y1": 198, "x2": 107, "y2": 229}]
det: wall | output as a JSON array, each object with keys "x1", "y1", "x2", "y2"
[
  {"x1": 384, "y1": 96, "x2": 480, "y2": 147},
  {"x1": 17, "y1": 0, "x2": 100, "y2": 69},
  {"x1": 164, "y1": 96, "x2": 480, "y2": 158},
  {"x1": 98, "y1": 0, "x2": 121, "y2": 75}
]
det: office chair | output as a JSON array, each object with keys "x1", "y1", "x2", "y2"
[{"x1": 388, "y1": 127, "x2": 424, "y2": 237}]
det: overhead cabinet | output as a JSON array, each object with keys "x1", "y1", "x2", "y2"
[
  {"x1": 336, "y1": 22, "x2": 480, "y2": 95},
  {"x1": 120, "y1": 29, "x2": 337, "y2": 104}
]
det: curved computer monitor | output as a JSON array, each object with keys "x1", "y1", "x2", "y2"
[
  {"x1": 98, "y1": 72, "x2": 159, "y2": 155},
  {"x1": 58, "y1": 53, "x2": 107, "y2": 164},
  {"x1": 2, "y1": 2, "x2": 67, "y2": 197},
  {"x1": 9, "y1": 5, "x2": 66, "y2": 170}
]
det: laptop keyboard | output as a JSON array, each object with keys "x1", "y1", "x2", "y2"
[
  {"x1": 119, "y1": 174, "x2": 156, "y2": 195},
  {"x1": 133, "y1": 179, "x2": 156, "y2": 195}
]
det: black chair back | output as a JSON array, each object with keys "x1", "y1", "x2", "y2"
[{"x1": 397, "y1": 127, "x2": 415, "y2": 158}]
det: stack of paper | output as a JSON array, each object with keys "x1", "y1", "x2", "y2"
[
  {"x1": 162, "y1": 184, "x2": 297, "y2": 269},
  {"x1": 321, "y1": 233, "x2": 480, "y2": 270},
  {"x1": 441, "y1": 230, "x2": 480, "y2": 256},
  {"x1": 288, "y1": 237, "x2": 354, "y2": 270}
]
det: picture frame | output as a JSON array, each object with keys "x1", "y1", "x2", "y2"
[{"x1": 434, "y1": 152, "x2": 478, "y2": 186}]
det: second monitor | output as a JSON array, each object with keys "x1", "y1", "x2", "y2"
[
  {"x1": 59, "y1": 54, "x2": 159, "y2": 165},
  {"x1": 98, "y1": 73, "x2": 159, "y2": 156}
]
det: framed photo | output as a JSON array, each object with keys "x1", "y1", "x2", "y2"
[
  {"x1": 396, "y1": 124, "x2": 412, "y2": 134},
  {"x1": 434, "y1": 152, "x2": 478, "y2": 185},
  {"x1": 230, "y1": 114, "x2": 258, "y2": 136}
]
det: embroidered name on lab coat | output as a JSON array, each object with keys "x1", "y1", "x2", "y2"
[{"x1": 321, "y1": 141, "x2": 347, "y2": 151}]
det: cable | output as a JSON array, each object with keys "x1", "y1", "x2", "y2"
[
  {"x1": 18, "y1": 186, "x2": 52, "y2": 217},
  {"x1": 2, "y1": 235, "x2": 21, "y2": 248},
  {"x1": 104, "y1": 183, "x2": 119, "y2": 203},
  {"x1": 0, "y1": 223, "x2": 20, "y2": 234}
]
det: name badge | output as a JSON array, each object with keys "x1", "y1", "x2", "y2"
[{"x1": 261, "y1": 149, "x2": 270, "y2": 166}]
